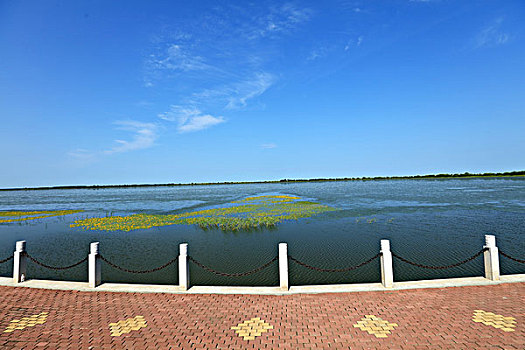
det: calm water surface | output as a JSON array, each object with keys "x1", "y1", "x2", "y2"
[{"x1": 0, "y1": 178, "x2": 524, "y2": 286}]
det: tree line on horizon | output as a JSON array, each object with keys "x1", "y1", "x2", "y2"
[{"x1": 1, "y1": 171, "x2": 524, "y2": 191}]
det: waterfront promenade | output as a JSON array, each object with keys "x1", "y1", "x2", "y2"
[{"x1": 0, "y1": 283, "x2": 523, "y2": 349}]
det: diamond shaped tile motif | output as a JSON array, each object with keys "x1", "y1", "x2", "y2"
[
  {"x1": 473, "y1": 310, "x2": 516, "y2": 332},
  {"x1": 3, "y1": 312, "x2": 49, "y2": 333},
  {"x1": 109, "y1": 315, "x2": 147, "y2": 337},
  {"x1": 353, "y1": 315, "x2": 398, "y2": 338},
  {"x1": 231, "y1": 317, "x2": 274, "y2": 341}
]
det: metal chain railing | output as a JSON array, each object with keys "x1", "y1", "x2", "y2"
[
  {"x1": 391, "y1": 248, "x2": 487, "y2": 270},
  {"x1": 99, "y1": 254, "x2": 178, "y2": 274},
  {"x1": 26, "y1": 253, "x2": 88, "y2": 270},
  {"x1": 188, "y1": 255, "x2": 278, "y2": 277},
  {"x1": 0, "y1": 255, "x2": 13, "y2": 264},
  {"x1": 288, "y1": 253, "x2": 381, "y2": 272},
  {"x1": 499, "y1": 251, "x2": 525, "y2": 264}
]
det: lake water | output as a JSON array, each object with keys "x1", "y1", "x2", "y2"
[{"x1": 0, "y1": 178, "x2": 524, "y2": 286}]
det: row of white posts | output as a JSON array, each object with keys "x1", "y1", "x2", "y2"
[{"x1": 11, "y1": 235, "x2": 501, "y2": 290}]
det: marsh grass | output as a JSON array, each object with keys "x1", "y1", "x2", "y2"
[
  {"x1": 356, "y1": 216, "x2": 395, "y2": 224},
  {"x1": 0, "y1": 210, "x2": 83, "y2": 223},
  {"x1": 70, "y1": 195, "x2": 337, "y2": 232}
]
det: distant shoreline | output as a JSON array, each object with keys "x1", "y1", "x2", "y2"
[{"x1": 1, "y1": 171, "x2": 523, "y2": 192}]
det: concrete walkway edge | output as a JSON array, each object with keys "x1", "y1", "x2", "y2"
[{"x1": 0, "y1": 274, "x2": 524, "y2": 295}]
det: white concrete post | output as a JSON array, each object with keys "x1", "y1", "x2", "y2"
[
  {"x1": 88, "y1": 242, "x2": 101, "y2": 288},
  {"x1": 179, "y1": 243, "x2": 189, "y2": 291},
  {"x1": 380, "y1": 240, "x2": 394, "y2": 288},
  {"x1": 279, "y1": 243, "x2": 289, "y2": 290},
  {"x1": 483, "y1": 235, "x2": 500, "y2": 281},
  {"x1": 13, "y1": 240, "x2": 27, "y2": 283}
]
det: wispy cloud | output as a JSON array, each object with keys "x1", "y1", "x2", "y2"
[
  {"x1": 138, "y1": 3, "x2": 308, "y2": 153},
  {"x1": 261, "y1": 143, "x2": 277, "y2": 149},
  {"x1": 344, "y1": 36, "x2": 364, "y2": 51},
  {"x1": 69, "y1": 4, "x2": 311, "y2": 160},
  {"x1": 149, "y1": 44, "x2": 209, "y2": 72},
  {"x1": 475, "y1": 18, "x2": 510, "y2": 48},
  {"x1": 336, "y1": 1, "x2": 368, "y2": 12},
  {"x1": 226, "y1": 72, "x2": 276, "y2": 109},
  {"x1": 104, "y1": 121, "x2": 158, "y2": 154},
  {"x1": 307, "y1": 47, "x2": 327, "y2": 61},
  {"x1": 186, "y1": 72, "x2": 276, "y2": 110},
  {"x1": 159, "y1": 106, "x2": 225, "y2": 133},
  {"x1": 144, "y1": 41, "x2": 214, "y2": 87},
  {"x1": 67, "y1": 121, "x2": 158, "y2": 160},
  {"x1": 244, "y1": 3, "x2": 313, "y2": 40},
  {"x1": 178, "y1": 114, "x2": 225, "y2": 133},
  {"x1": 67, "y1": 148, "x2": 96, "y2": 163}
]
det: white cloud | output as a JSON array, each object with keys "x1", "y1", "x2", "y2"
[
  {"x1": 344, "y1": 36, "x2": 364, "y2": 51},
  {"x1": 178, "y1": 114, "x2": 225, "y2": 133},
  {"x1": 261, "y1": 143, "x2": 277, "y2": 149},
  {"x1": 159, "y1": 106, "x2": 225, "y2": 133},
  {"x1": 475, "y1": 18, "x2": 510, "y2": 48},
  {"x1": 158, "y1": 106, "x2": 199, "y2": 122},
  {"x1": 187, "y1": 72, "x2": 276, "y2": 110},
  {"x1": 226, "y1": 72, "x2": 276, "y2": 109},
  {"x1": 149, "y1": 44, "x2": 209, "y2": 72},
  {"x1": 104, "y1": 121, "x2": 158, "y2": 154},
  {"x1": 308, "y1": 49, "x2": 325, "y2": 61},
  {"x1": 67, "y1": 148, "x2": 95, "y2": 162},
  {"x1": 245, "y1": 4, "x2": 312, "y2": 39},
  {"x1": 67, "y1": 122, "x2": 158, "y2": 159}
]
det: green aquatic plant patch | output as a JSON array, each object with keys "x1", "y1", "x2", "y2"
[
  {"x1": 0, "y1": 210, "x2": 84, "y2": 223},
  {"x1": 70, "y1": 195, "x2": 337, "y2": 232}
]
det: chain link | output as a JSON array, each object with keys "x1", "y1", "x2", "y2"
[
  {"x1": 391, "y1": 248, "x2": 487, "y2": 270},
  {"x1": 26, "y1": 253, "x2": 88, "y2": 270},
  {"x1": 0, "y1": 255, "x2": 13, "y2": 264},
  {"x1": 188, "y1": 256, "x2": 278, "y2": 277},
  {"x1": 99, "y1": 254, "x2": 178, "y2": 274},
  {"x1": 500, "y1": 251, "x2": 525, "y2": 264},
  {"x1": 288, "y1": 253, "x2": 381, "y2": 272}
]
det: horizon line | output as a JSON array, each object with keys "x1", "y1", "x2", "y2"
[{"x1": 1, "y1": 170, "x2": 524, "y2": 192}]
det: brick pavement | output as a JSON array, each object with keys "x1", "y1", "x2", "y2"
[{"x1": 0, "y1": 283, "x2": 523, "y2": 349}]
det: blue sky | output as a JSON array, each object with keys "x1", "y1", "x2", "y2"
[{"x1": 1, "y1": 0, "x2": 524, "y2": 188}]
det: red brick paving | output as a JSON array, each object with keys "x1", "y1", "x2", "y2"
[{"x1": 0, "y1": 283, "x2": 523, "y2": 349}]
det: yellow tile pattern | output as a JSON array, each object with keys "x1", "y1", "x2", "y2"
[
  {"x1": 3, "y1": 312, "x2": 49, "y2": 333},
  {"x1": 353, "y1": 315, "x2": 398, "y2": 338},
  {"x1": 473, "y1": 310, "x2": 516, "y2": 332},
  {"x1": 109, "y1": 316, "x2": 147, "y2": 337},
  {"x1": 231, "y1": 317, "x2": 274, "y2": 340}
]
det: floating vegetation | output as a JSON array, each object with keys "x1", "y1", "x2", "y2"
[
  {"x1": 70, "y1": 195, "x2": 337, "y2": 232},
  {"x1": 355, "y1": 216, "x2": 395, "y2": 224},
  {"x1": 0, "y1": 210, "x2": 84, "y2": 223}
]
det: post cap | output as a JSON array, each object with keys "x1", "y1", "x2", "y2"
[
  {"x1": 15, "y1": 241, "x2": 26, "y2": 252},
  {"x1": 90, "y1": 242, "x2": 100, "y2": 254},
  {"x1": 179, "y1": 243, "x2": 188, "y2": 255},
  {"x1": 380, "y1": 239, "x2": 390, "y2": 251},
  {"x1": 485, "y1": 235, "x2": 496, "y2": 248}
]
